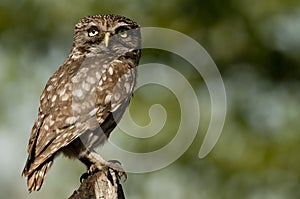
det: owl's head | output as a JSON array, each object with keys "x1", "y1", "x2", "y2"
[{"x1": 72, "y1": 14, "x2": 141, "y2": 56}]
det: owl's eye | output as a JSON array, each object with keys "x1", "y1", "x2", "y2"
[
  {"x1": 117, "y1": 28, "x2": 128, "y2": 38},
  {"x1": 87, "y1": 26, "x2": 99, "y2": 37}
]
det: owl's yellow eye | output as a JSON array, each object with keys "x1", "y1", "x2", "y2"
[
  {"x1": 87, "y1": 26, "x2": 99, "y2": 37},
  {"x1": 118, "y1": 29, "x2": 128, "y2": 38}
]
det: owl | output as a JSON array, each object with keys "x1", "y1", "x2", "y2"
[{"x1": 22, "y1": 14, "x2": 141, "y2": 192}]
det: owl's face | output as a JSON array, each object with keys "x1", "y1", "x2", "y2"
[{"x1": 73, "y1": 15, "x2": 141, "y2": 56}]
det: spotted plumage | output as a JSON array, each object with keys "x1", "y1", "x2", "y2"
[{"x1": 22, "y1": 14, "x2": 141, "y2": 192}]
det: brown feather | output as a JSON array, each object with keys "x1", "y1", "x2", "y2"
[{"x1": 22, "y1": 14, "x2": 141, "y2": 192}]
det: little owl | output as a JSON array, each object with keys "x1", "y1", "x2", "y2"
[{"x1": 22, "y1": 14, "x2": 141, "y2": 192}]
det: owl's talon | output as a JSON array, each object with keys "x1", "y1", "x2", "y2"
[
  {"x1": 106, "y1": 160, "x2": 127, "y2": 181},
  {"x1": 108, "y1": 159, "x2": 122, "y2": 165},
  {"x1": 87, "y1": 159, "x2": 127, "y2": 181},
  {"x1": 80, "y1": 172, "x2": 89, "y2": 182}
]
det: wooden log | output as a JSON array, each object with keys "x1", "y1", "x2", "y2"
[{"x1": 69, "y1": 169, "x2": 125, "y2": 199}]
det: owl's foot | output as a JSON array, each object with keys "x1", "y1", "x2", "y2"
[
  {"x1": 107, "y1": 160, "x2": 127, "y2": 180},
  {"x1": 80, "y1": 151, "x2": 127, "y2": 181},
  {"x1": 88, "y1": 159, "x2": 127, "y2": 181}
]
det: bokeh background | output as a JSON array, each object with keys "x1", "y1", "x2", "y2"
[{"x1": 1, "y1": 0, "x2": 300, "y2": 198}]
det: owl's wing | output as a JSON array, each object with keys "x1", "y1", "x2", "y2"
[{"x1": 23, "y1": 58, "x2": 136, "y2": 176}]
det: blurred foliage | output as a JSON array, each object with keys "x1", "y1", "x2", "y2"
[{"x1": 0, "y1": 0, "x2": 300, "y2": 198}]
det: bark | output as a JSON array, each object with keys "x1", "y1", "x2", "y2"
[{"x1": 69, "y1": 169, "x2": 125, "y2": 199}]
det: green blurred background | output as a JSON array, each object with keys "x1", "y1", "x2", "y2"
[{"x1": 1, "y1": 0, "x2": 300, "y2": 198}]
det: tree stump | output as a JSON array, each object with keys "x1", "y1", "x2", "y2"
[{"x1": 69, "y1": 169, "x2": 125, "y2": 199}]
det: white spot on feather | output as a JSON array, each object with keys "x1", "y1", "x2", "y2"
[
  {"x1": 46, "y1": 85, "x2": 53, "y2": 92},
  {"x1": 89, "y1": 108, "x2": 98, "y2": 116},
  {"x1": 51, "y1": 95, "x2": 57, "y2": 102},
  {"x1": 102, "y1": 74, "x2": 107, "y2": 81},
  {"x1": 61, "y1": 93, "x2": 69, "y2": 101},
  {"x1": 104, "y1": 94, "x2": 112, "y2": 104},
  {"x1": 114, "y1": 93, "x2": 121, "y2": 101},
  {"x1": 79, "y1": 67, "x2": 88, "y2": 73},
  {"x1": 49, "y1": 119, "x2": 54, "y2": 126},
  {"x1": 65, "y1": 116, "x2": 77, "y2": 124},
  {"x1": 71, "y1": 53, "x2": 81, "y2": 60},
  {"x1": 41, "y1": 92, "x2": 45, "y2": 99},
  {"x1": 44, "y1": 125, "x2": 49, "y2": 131},
  {"x1": 96, "y1": 72, "x2": 101, "y2": 79},
  {"x1": 73, "y1": 89, "x2": 83, "y2": 98},
  {"x1": 124, "y1": 82, "x2": 131, "y2": 93},
  {"x1": 99, "y1": 79, "x2": 103, "y2": 86},
  {"x1": 82, "y1": 82, "x2": 91, "y2": 91},
  {"x1": 59, "y1": 72, "x2": 65, "y2": 78},
  {"x1": 114, "y1": 60, "x2": 122, "y2": 63},
  {"x1": 71, "y1": 76, "x2": 80, "y2": 83},
  {"x1": 86, "y1": 76, "x2": 96, "y2": 84},
  {"x1": 58, "y1": 88, "x2": 66, "y2": 97},
  {"x1": 108, "y1": 67, "x2": 113, "y2": 75}
]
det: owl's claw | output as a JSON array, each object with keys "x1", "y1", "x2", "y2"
[
  {"x1": 80, "y1": 172, "x2": 89, "y2": 183},
  {"x1": 87, "y1": 159, "x2": 127, "y2": 181},
  {"x1": 108, "y1": 159, "x2": 122, "y2": 165},
  {"x1": 107, "y1": 160, "x2": 127, "y2": 181}
]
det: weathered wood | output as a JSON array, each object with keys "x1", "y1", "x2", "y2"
[{"x1": 69, "y1": 169, "x2": 125, "y2": 199}]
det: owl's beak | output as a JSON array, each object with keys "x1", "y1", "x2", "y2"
[{"x1": 104, "y1": 33, "x2": 110, "y2": 47}]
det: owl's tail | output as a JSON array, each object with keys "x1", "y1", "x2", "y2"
[{"x1": 22, "y1": 159, "x2": 53, "y2": 192}]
